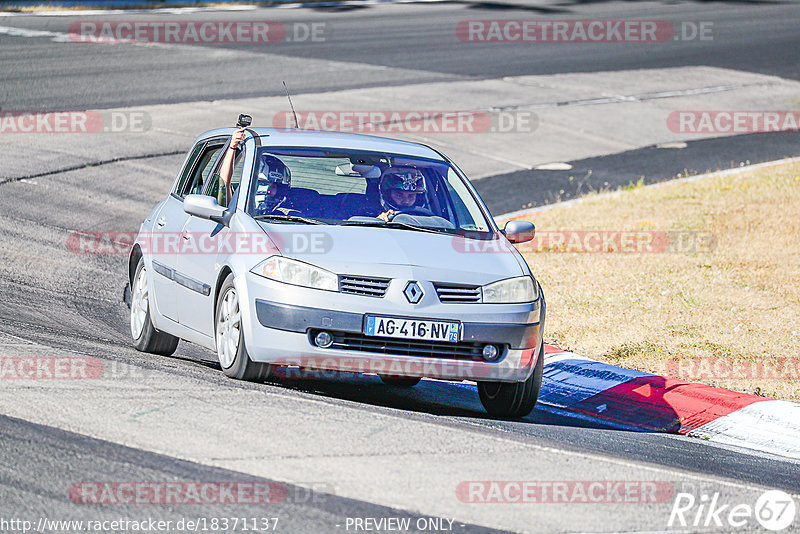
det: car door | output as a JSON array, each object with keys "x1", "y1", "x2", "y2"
[
  {"x1": 149, "y1": 142, "x2": 205, "y2": 321},
  {"x1": 175, "y1": 145, "x2": 245, "y2": 336},
  {"x1": 153, "y1": 139, "x2": 226, "y2": 324}
]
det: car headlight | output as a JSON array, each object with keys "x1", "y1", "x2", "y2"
[
  {"x1": 251, "y1": 256, "x2": 338, "y2": 292},
  {"x1": 482, "y1": 276, "x2": 538, "y2": 304}
]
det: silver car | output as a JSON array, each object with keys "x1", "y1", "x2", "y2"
[{"x1": 128, "y1": 125, "x2": 545, "y2": 417}]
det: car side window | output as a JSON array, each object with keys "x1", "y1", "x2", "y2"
[
  {"x1": 177, "y1": 142, "x2": 225, "y2": 198},
  {"x1": 173, "y1": 143, "x2": 205, "y2": 197},
  {"x1": 443, "y1": 168, "x2": 490, "y2": 231}
]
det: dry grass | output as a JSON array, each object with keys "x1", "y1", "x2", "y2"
[{"x1": 511, "y1": 161, "x2": 800, "y2": 401}]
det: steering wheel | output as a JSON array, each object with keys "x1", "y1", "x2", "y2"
[{"x1": 396, "y1": 206, "x2": 434, "y2": 217}]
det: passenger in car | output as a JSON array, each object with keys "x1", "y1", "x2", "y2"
[
  {"x1": 217, "y1": 128, "x2": 296, "y2": 216},
  {"x1": 217, "y1": 126, "x2": 246, "y2": 208}
]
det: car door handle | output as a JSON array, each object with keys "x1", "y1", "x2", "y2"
[
  {"x1": 181, "y1": 232, "x2": 191, "y2": 240},
  {"x1": 157, "y1": 217, "x2": 166, "y2": 227}
]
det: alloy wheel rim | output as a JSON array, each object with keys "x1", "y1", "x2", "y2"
[
  {"x1": 216, "y1": 288, "x2": 241, "y2": 369},
  {"x1": 130, "y1": 267, "x2": 148, "y2": 339}
]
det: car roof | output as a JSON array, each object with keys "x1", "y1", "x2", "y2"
[{"x1": 196, "y1": 127, "x2": 446, "y2": 161}]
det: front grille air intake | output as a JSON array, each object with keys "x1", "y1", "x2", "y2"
[
  {"x1": 339, "y1": 275, "x2": 391, "y2": 298},
  {"x1": 433, "y1": 282, "x2": 481, "y2": 303}
]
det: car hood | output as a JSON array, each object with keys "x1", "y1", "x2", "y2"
[{"x1": 256, "y1": 222, "x2": 525, "y2": 284}]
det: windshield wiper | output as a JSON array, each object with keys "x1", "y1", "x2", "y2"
[
  {"x1": 341, "y1": 220, "x2": 445, "y2": 234},
  {"x1": 254, "y1": 214, "x2": 327, "y2": 225},
  {"x1": 386, "y1": 222, "x2": 450, "y2": 234},
  {"x1": 340, "y1": 220, "x2": 384, "y2": 227}
]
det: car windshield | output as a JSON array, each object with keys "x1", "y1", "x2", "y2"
[{"x1": 246, "y1": 147, "x2": 493, "y2": 234}]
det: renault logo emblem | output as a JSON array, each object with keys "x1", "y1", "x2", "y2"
[{"x1": 403, "y1": 281, "x2": 423, "y2": 304}]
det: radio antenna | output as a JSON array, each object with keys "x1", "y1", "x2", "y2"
[{"x1": 283, "y1": 81, "x2": 299, "y2": 129}]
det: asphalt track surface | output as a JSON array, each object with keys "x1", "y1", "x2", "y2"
[
  {"x1": 0, "y1": 0, "x2": 799, "y2": 110},
  {"x1": 475, "y1": 131, "x2": 800, "y2": 215},
  {"x1": 1, "y1": 1, "x2": 800, "y2": 533},
  {"x1": 0, "y1": 414, "x2": 501, "y2": 533}
]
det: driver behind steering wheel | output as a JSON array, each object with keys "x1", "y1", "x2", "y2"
[{"x1": 377, "y1": 167, "x2": 427, "y2": 222}]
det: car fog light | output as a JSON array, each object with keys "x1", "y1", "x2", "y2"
[
  {"x1": 482, "y1": 344, "x2": 500, "y2": 361},
  {"x1": 315, "y1": 331, "x2": 333, "y2": 348}
]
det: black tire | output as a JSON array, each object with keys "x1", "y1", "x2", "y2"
[
  {"x1": 130, "y1": 258, "x2": 179, "y2": 356},
  {"x1": 379, "y1": 375, "x2": 422, "y2": 388},
  {"x1": 477, "y1": 342, "x2": 544, "y2": 418},
  {"x1": 215, "y1": 274, "x2": 272, "y2": 382}
]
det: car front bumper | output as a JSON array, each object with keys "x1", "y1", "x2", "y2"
[{"x1": 241, "y1": 272, "x2": 545, "y2": 383}]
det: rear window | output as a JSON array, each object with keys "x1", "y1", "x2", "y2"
[{"x1": 276, "y1": 155, "x2": 365, "y2": 195}]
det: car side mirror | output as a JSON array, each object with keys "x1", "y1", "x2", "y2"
[
  {"x1": 184, "y1": 194, "x2": 228, "y2": 224},
  {"x1": 503, "y1": 220, "x2": 535, "y2": 243}
]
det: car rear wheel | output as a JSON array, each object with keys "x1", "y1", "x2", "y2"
[
  {"x1": 379, "y1": 375, "x2": 422, "y2": 388},
  {"x1": 130, "y1": 258, "x2": 179, "y2": 356},
  {"x1": 215, "y1": 274, "x2": 272, "y2": 382},
  {"x1": 477, "y1": 342, "x2": 544, "y2": 418}
]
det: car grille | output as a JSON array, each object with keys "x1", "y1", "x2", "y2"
[
  {"x1": 328, "y1": 332, "x2": 485, "y2": 361},
  {"x1": 339, "y1": 275, "x2": 391, "y2": 298},
  {"x1": 433, "y1": 282, "x2": 481, "y2": 303}
]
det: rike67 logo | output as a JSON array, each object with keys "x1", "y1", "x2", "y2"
[{"x1": 668, "y1": 489, "x2": 796, "y2": 531}]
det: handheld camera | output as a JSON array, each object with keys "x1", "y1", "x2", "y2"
[{"x1": 237, "y1": 114, "x2": 252, "y2": 128}]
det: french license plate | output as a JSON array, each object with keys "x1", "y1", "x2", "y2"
[{"x1": 365, "y1": 315, "x2": 460, "y2": 343}]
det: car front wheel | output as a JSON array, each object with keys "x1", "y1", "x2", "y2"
[
  {"x1": 477, "y1": 342, "x2": 544, "y2": 418},
  {"x1": 215, "y1": 274, "x2": 272, "y2": 382},
  {"x1": 130, "y1": 258, "x2": 179, "y2": 356}
]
